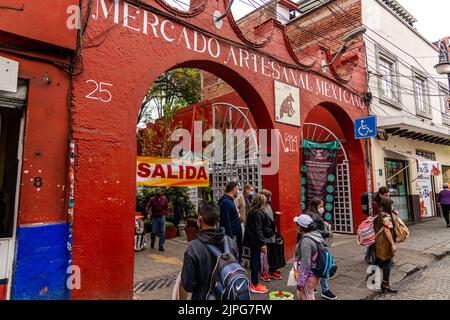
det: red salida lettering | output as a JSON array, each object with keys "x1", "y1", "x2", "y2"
[
  {"x1": 185, "y1": 166, "x2": 196, "y2": 179},
  {"x1": 167, "y1": 164, "x2": 177, "y2": 179},
  {"x1": 197, "y1": 166, "x2": 208, "y2": 180},
  {"x1": 151, "y1": 164, "x2": 166, "y2": 179},
  {"x1": 137, "y1": 162, "x2": 151, "y2": 178}
]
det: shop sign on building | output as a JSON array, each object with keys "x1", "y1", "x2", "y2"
[
  {"x1": 418, "y1": 161, "x2": 442, "y2": 177},
  {"x1": 136, "y1": 157, "x2": 209, "y2": 187}
]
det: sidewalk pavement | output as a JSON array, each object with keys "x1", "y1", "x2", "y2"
[{"x1": 134, "y1": 218, "x2": 450, "y2": 300}]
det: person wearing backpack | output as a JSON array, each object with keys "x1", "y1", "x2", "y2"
[
  {"x1": 181, "y1": 202, "x2": 242, "y2": 300},
  {"x1": 293, "y1": 214, "x2": 323, "y2": 300},
  {"x1": 365, "y1": 187, "x2": 390, "y2": 264},
  {"x1": 302, "y1": 198, "x2": 337, "y2": 300},
  {"x1": 372, "y1": 197, "x2": 399, "y2": 294},
  {"x1": 243, "y1": 193, "x2": 270, "y2": 294}
]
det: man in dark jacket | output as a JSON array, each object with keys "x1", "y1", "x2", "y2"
[
  {"x1": 218, "y1": 181, "x2": 242, "y2": 261},
  {"x1": 181, "y1": 202, "x2": 238, "y2": 300},
  {"x1": 146, "y1": 188, "x2": 169, "y2": 251}
]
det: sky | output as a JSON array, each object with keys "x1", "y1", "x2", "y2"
[{"x1": 230, "y1": 0, "x2": 450, "y2": 42}]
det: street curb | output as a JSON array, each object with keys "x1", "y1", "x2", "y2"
[
  {"x1": 431, "y1": 249, "x2": 450, "y2": 261},
  {"x1": 364, "y1": 248, "x2": 450, "y2": 300}
]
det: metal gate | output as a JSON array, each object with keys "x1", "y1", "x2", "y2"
[
  {"x1": 303, "y1": 123, "x2": 354, "y2": 233},
  {"x1": 209, "y1": 102, "x2": 262, "y2": 201}
]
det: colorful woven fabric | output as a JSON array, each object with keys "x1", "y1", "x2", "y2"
[{"x1": 357, "y1": 217, "x2": 377, "y2": 247}]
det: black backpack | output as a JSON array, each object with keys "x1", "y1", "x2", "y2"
[{"x1": 204, "y1": 237, "x2": 251, "y2": 300}]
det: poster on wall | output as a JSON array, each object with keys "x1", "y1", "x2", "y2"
[
  {"x1": 418, "y1": 161, "x2": 442, "y2": 177},
  {"x1": 418, "y1": 176, "x2": 435, "y2": 218},
  {"x1": 301, "y1": 139, "x2": 339, "y2": 224},
  {"x1": 274, "y1": 80, "x2": 301, "y2": 127},
  {"x1": 136, "y1": 157, "x2": 209, "y2": 187}
]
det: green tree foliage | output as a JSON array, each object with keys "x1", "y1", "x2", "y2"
[
  {"x1": 136, "y1": 186, "x2": 196, "y2": 220},
  {"x1": 137, "y1": 68, "x2": 201, "y2": 125}
]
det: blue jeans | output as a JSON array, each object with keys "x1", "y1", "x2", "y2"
[
  {"x1": 250, "y1": 247, "x2": 261, "y2": 286},
  {"x1": 320, "y1": 278, "x2": 330, "y2": 292},
  {"x1": 151, "y1": 216, "x2": 166, "y2": 248},
  {"x1": 232, "y1": 229, "x2": 243, "y2": 262}
]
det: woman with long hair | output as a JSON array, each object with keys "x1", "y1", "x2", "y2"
[
  {"x1": 259, "y1": 189, "x2": 284, "y2": 282},
  {"x1": 243, "y1": 193, "x2": 270, "y2": 294},
  {"x1": 373, "y1": 197, "x2": 398, "y2": 293}
]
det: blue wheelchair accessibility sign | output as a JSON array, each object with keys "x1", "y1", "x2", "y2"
[{"x1": 355, "y1": 115, "x2": 377, "y2": 139}]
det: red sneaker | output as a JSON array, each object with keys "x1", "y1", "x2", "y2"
[
  {"x1": 250, "y1": 284, "x2": 268, "y2": 294},
  {"x1": 270, "y1": 271, "x2": 282, "y2": 280},
  {"x1": 261, "y1": 274, "x2": 271, "y2": 282}
]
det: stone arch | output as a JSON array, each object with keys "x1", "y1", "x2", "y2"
[
  {"x1": 304, "y1": 102, "x2": 367, "y2": 232},
  {"x1": 134, "y1": 59, "x2": 275, "y2": 130}
]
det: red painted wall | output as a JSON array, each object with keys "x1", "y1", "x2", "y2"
[
  {"x1": 68, "y1": 0, "x2": 369, "y2": 299},
  {"x1": 0, "y1": 53, "x2": 71, "y2": 226},
  {"x1": 0, "y1": 0, "x2": 370, "y2": 300},
  {"x1": 0, "y1": 0, "x2": 77, "y2": 50}
]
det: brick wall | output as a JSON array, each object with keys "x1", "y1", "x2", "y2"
[
  {"x1": 202, "y1": 0, "x2": 364, "y2": 101},
  {"x1": 200, "y1": 2, "x2": 279, "y2": 101},
  {"x1": 201, "y1": 71, "x2": 235, "y2": 101},
  {"x1": 288, "y1": 0, "x2": 362, "y2": 53}
]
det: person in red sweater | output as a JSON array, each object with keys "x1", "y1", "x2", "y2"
[{"x1": 146, "y1": 188, "x2": 169, "y2": 251}]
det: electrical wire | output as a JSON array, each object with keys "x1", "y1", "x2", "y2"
[
  {"x1": 236, "y1": 0, "x2": 368, "y2": 99},
  {"x1": 313, "y1": 0, "x2": 450, "y2": 118},
  {"x1": 322, "y1": 0, "x2": 446, "y2": 90},
  {"x1": 83, "y1": 0, "x2": 367, "y2": 99}
]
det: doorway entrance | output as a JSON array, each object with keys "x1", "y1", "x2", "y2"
[
  {"x1": 133, "y1": 66, "x2": 265, "y2": 299},
  {"x1": 0, "y1": 82, "x2": 26, "y2": 300},
  {"x1": 303, "y1": 123, "x2": 354, "y2": 233},
  {"x1": 385, "y1": 158, "x2": 411, "y2": 222},
  {"x1": 210, "y1": 102, "x2": 261, "y2": 202}
]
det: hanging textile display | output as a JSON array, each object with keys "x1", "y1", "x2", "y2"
[{"x1": 301, "y1": 139, "x2": 339, "y2": 224}]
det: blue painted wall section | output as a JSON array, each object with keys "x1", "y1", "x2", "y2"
[{"x1": 12, "y1": 223, "x2": 69, "y2": 300}]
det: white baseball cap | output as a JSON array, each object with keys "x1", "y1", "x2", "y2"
[{"x1": 293, "y1": 214, "x2": 313, "y2": 228}]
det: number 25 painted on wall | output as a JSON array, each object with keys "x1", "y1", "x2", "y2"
[{"x1": 86, "y1": 80, "x2": 113, "y2": 103}]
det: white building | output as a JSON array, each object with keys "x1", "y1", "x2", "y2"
[{"x1": 362, "y1": 0, "x2": 450, "y2": 223}]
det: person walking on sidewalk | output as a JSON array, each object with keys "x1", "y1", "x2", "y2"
[
  {"x1": 365, "y1": 187, "x2": 390, "y2": 264},
  {"x1": 243, "y1": 193, "x2": 270, "y2": 294},
  {"x1": 303, "y1": 198, "x2": 337, "y2": 300},
  {"x1": 181, "y1": 202, "x2": 239, "y2": 300},
  {"x1": 260, "y1": 189, "x2": 284, "y2": 281},
  {"x1": 293, "y1": 214, "x2": 323, "y2": 300},
  {"x1": 373, "y1": 197, "x2": 398, "y2": 293},
  {"x1": 438, "y1": 183, "x2": 450, "y2": 227},
  {"x1": 146, "y1": 188, "x2": 169, "y2": 251},
  {"x1": 219, "y1": 181, "x2": 243, "y2": 262}
]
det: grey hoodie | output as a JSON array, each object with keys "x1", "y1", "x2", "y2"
[{"x1": 295, "y1": 230, "x2": 325, "y2": 287}]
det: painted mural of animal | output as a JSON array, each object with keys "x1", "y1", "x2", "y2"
[{"x1": 279, "y1": 93, "x2": 296, "y2": 119}]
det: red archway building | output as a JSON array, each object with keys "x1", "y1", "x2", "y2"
[
  {"x1": 0, "y1": 0, "x2": 369, "y2": 300},
  {"x1": 68, "y1": 0, "x2": 369, "y2": 299}
]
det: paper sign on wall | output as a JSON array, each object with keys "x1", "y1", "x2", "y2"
[
  {"x1": 136, "y1": 157, "x2": 209, "y2": 187},
  {"x1": 0, "y1": 56, "x2": 19, "y2": 93},
  {"x1": 418, "y1": 161, "x2": 441, "y2": 177}
]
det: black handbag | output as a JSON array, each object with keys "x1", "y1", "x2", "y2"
[{"x1": 267, "y1": 234, "x2": 286, "y2": 271}]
